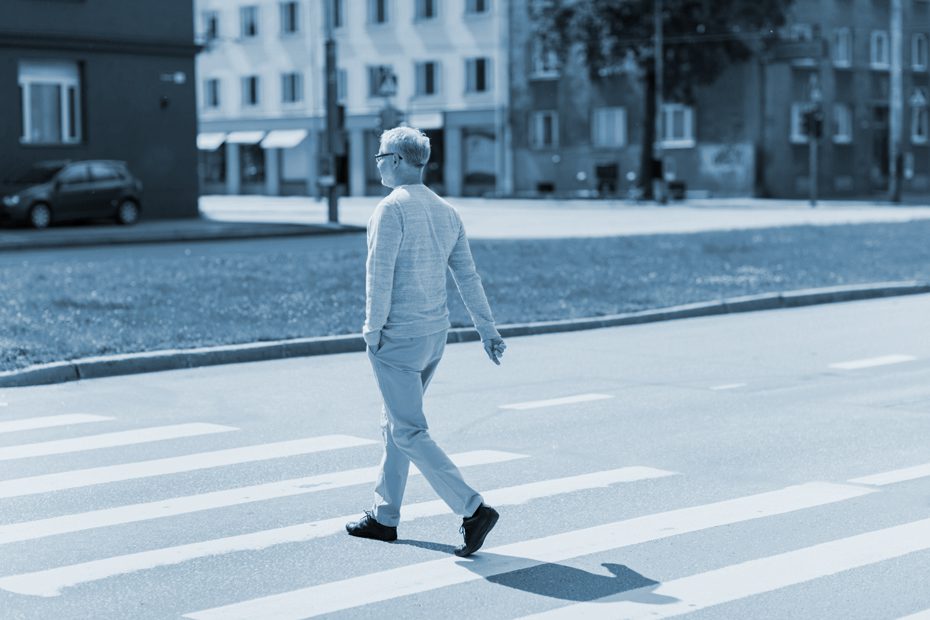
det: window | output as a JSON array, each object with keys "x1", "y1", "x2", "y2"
[
  {"x1": 334, "y1": 0, "x2": 344, "y2": 27},
  {"x1": 205, "y1": 78, "x2": 221, "y2": 109},
  {"x1": 415, "y1": 0, "x2": 437, "y2": 19},
  {"x1": 592, "y1": 107, "x2": 626, "y2": 148},
  {"x1": 240, "y1": 6, "x2": 259, "y2": 38},
  {"x1": 788, "y1": 23, "x2": 813, "y2": 41},
  {"x1": 242, "y1": 75, "x2": 260, "y2": 107},
  {"x1": 19, "y1": 60, "x2": 82, "y2": 144},
  {"x1": 369, "y1": 0, "x2": 388, "y2": 24},
  {"x1": 58, "y1": 164, "x2": 90, "y2": 185},
  {"x1": 280, "y1": 1, "x2": 299, "y2": 34},
  {"x1": 913, "y1": 88, "x2": 929, "y2": 144},
  {"x1": 465, "y1": 57, "x2": 491, "y2": 93},
  {"x1": 89, "y1": 162, "x2": 122, "y2": 182},
  {"x1": 203, "y1": 11, "x2": 219, "y2": 42},
  {"x1": 415, "y1": 61, "x2": 439, "y2": 96},
  {"x1": 466, "y1": 0, "x2": 489, "y2": 14},
  {"x1": 833, "y1": 28, "x2": 852, "y2": 68},
  {"x1": 337, "y1": 69, "x2": 348, "y2": 102},
  {"x1": 368, "y1": 65, "x2": 396, "y2": 97},
  {"x1": 661, "y1": 103, "x2": 695, "y2": 148},
  {"x1": 790, "y1": 103, "x2": 813, "y2": 144},
  {"x1": 913, "y1": 34, "x2": 928, "y2": 70},
  {"x1": 871, "y1": 30, "x2": 890, "y2": 69},
  {"x1": 833, "y1": 103, "x2": 852, "y2": 144},
  {"x1": 530, "y1": 111, "x2": 558, "y2": 149},
  {"x1": 281, "y1": 71, "x2": 303, "y2": 103},
  {"x1": 531, "y1": 37, "x2": 559, "y2": 78}
]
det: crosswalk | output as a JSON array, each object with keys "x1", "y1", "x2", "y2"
[{"x1": 1, "y1": 401, "x2": 929, "y2": 619}]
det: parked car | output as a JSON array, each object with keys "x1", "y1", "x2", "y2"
[{"x1": 0, "y1": 160, "x2": 143, "y2": 229}]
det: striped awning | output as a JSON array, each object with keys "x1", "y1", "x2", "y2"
[
  {"x1": 261, "y1": 129, "x2": 308, "y2": 149},
  {"x1": 196, "y1": 132, "x2": 226, "y2": 151}
]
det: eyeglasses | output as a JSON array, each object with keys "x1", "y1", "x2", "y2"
[{"x1": 374, "y1": 152, "x2": 403, "y2": 161}]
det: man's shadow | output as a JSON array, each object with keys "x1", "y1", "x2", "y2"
[{"x1": 395, "y1": 539, "x2": 678, "y2": 605}]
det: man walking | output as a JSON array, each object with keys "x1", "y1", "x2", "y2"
[{"x1": 346, "y1": 126, "x2": 507, "y2": 557}]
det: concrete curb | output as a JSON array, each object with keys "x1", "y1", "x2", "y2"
[{"x1": 1, "y1": 280, "x2": 928, "y2": 388}]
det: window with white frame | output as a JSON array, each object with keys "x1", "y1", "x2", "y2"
[
  {"x1": 531, "y1": 37, "x2": 559, "y2": 78},
  {"x1": 242, "y1": 75, "x2": 260, "y2": 107},
  {"x1": 280, "y1": 1, "x2": 299, "y2": 34},
  {"x1": 913, "y1": 34, "x2": 928, "y2": 70},
  {"x1": 530, "y1": 110, "x2": 558, "y2": 149},
  {"x1": 368, "y1": 65, "x2": 395, "y2": 97},
  {"x1": 18, "y1": 60, "x2": 82, "y2": 144},
  {"x1": 592, "y1": 107, "x2": 626, "y2": 148},
  {"x1": 833, "y1": 28, "x2": 852, "y2": 67},
  {"x1": 240, "y1": 6, "x2": 259, "y2": 38},
  {"x1": 661, "y1": 103, "x2": 695, "y2": 147},
  {"x1": 281, "y1": 71, "x2": 303, "y2": 103},
  {"x1": 337, "y1": 69, "x2": 347, "y2": 102},
  {"x1": 833, "y1": 103, "x2": 852, "y2": 143},
  {"x1": 334, "y1": 0, "x2": 344, "y2": 27},
  {"x1": 369, "y1": 0, "x2": 388, "y2": 24},
  {"x1": 466, "y1": 57, "x2": 491, "y2": 93},
  {"x1": 415, "y1": 61, "x2": 439, "y2": 96},
  {"x1": 466, "y1": 0, "x2": 489, "y2": 14},
  {"x1": 871, "y1": 30, "x2": 890, "y2": 69},
  {"x1": 790, "y1": 103, "x2": 812, "y2": 143},
  {"x1": 913, "y1": 107, "x2": 929, "y2": 144},
  {"x1": 205, "y1": 78, "x2": 221, "y2": 109},
  {"x1": 415, "y1": 0, "x2": 437, "y2": 20},
  {"x1": 203, "y1": 10, "x2": 219, "y2": 42}
]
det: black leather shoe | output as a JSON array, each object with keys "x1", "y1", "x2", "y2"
[
  {"x1": 454, "y1": 504, "x2": 499, "y2": 557},
  {"x1": 346, "y1": 511, "x2": 397, "y2": 542}
]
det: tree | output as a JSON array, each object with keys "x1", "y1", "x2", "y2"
[{"x1": 534, "y1": 0, "x2": 795, "y2": 199}]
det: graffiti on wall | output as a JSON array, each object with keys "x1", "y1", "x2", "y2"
[{"x1": 699, "y1": 144, "x2": 753, "y2": 185}]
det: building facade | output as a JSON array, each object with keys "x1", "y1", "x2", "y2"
[
  {"x1": 511, "y1": 0, "x2": 930, "y2": 200},
  {"x1": 196, "y1": 0, "x2": 511, "y2": 198},
  {"x1": 1, "y1": 0, "x2": 200, "y2": 219}
]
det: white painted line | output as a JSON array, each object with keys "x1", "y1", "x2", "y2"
[
  {"x1": 499, "y1": 394, "x2": 614, "y2": 411},
  {"x1": 898, "y1": 611, "x2": 930, "y2": 620},
  {"x1": 0, "y1": 450, "x2": 526, "y2": 545},
  {"x1": 182, "y1": 481, "x2": 873, "y2": 620},
  {"x1": 849, "y1": 462, "x2": 930, "y2": 486},
  {"x1": 829, "y1": 354, "x2": 916, "y2": 370},
  {"x1": 0, "y1": 402, "x2": 9, "y2": 407},
  {"x1": 0, "y1": 466, "x2": 672, "y2": 596},
  {"x1": 518, "y1": 516, "x2": 930, "y2": 619},
  {"x1": 0, "y1": 435, "x2": 377, "y2": 499},
  {"x1": 0, "y1": 423, "x2": 237, "y2": 461},
  {"x1": 709, "y1": 383, "x2": 746, "y2": 391},
  {"x1": 0, "y1": 414, "x2": 114, "y2": 435}
]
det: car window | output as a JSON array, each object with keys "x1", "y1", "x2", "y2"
[
  {"x1": 90, "y1": 163, "x2": 121, "y2": 182},
  {"x1": 57, "y1": 165, "x2": 90, "y2": 185}
]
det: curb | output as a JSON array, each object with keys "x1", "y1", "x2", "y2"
[{"x1": 1, "y1": 280, "x2": 928, "y2": 388}]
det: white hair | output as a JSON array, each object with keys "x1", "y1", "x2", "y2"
[{"x1": 380, "y1": 126, "x2": 431, "y2": 168}]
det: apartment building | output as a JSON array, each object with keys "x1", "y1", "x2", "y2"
[
  {"x1": 196, "y1": 0, "x2": 511, "y2": 198},
  {"x1": 1, "y1": 0, "x2": 200, "y2": 219}
]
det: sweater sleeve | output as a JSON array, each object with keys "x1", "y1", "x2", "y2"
[
  {"x1": 363, "y1": 201, "x2": 403, "y2": 346},
  {"x1": 447, "y1": 214, "x2": 500, "y2": 342}
]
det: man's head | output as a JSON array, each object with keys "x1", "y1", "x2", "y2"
[{"x1": 376, "y1": 126, "x2": 431, "y2": 188}]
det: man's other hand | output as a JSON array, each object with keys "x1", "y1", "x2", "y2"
[{"x1": 483, "y1": 337, "x2": 506, "y2": 365}]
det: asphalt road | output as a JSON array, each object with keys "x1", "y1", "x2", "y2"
[{"x1": 1, "y1": 294, "x2": 930, "y2": 619}]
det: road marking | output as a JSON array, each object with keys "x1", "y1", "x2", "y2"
[
  {"x1": 0, "y1": 435, "x2": 377, "y2": 499},
  {"x1": 0, "y1": 450, "x2": 527, "y2": 544},
  {"x1": 499, "y1": 394, "x2": 614, "y2": 410},
  {"x1": 829, "y1": 354, "x2": 916, "y2": 370},
  {"x1": 709, "y1": 383, "x2": 746, "y2": 391},
  {"x1": 848, "y1": 461, "x2": 930, "y2": 486},
  {"x1": 182, "y1": 481, "x2": 873, "y2": 620},
  {"x1": 0, "y1": 414, "x2": 114, "y2": 435},
  {"x1": 0, "y1": 423, "x2": 237, "y2": 461},
  {"x1": 899, "y1": 611, "x2": 930, "y2": 620},
  {"x1": 0, "y1": 466, "x2": 672, "y2": 596},
  {"x1": 518, "y1": 516, "x2": 930, "y2": 619}
]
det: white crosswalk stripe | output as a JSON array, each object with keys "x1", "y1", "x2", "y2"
[
  {"x1": 0, "y1": 466, "x2": 673, "y2": 597},
  {"x1": 181, "y1": 482, "x2": 874, "y2": 620},
  {"x1": 0, "y1": 414, "x2": 114, "y2": 435},
  {"x1": 899, "y1": 610, "x2": 930, "y2": 620},
  {"x1": 0, "y1": 423, "x2": 237, "y2": 461},
  {"x1": 0, "y1": 435, "x2": 377, "y2": 499}
]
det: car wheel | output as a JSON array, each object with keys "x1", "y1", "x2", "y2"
[
  {"x1": 116, "y1": 200, "x2": 140, "y2": 226},
  {"x1": 29, "y1": 203, "x2": 52, "y2": 229}
]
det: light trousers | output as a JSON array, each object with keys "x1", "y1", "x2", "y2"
[{"x1": 367, "y1": 330, "x2": 484, "y2": 527}]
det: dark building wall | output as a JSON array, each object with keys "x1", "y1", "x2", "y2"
[{"x1": 1, "y1": 0, "x2": 199, "y2": 219}]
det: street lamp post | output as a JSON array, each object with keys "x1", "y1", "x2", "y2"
[
  {"x1": 322, "y1": 0, "x2": 339, "y2": 223},
  {"x1": 808, "y1": 74, "x2": 822, "y2": 207},
  {"x1": 653, "y1": 0, "x2": 666, "y2": 204}
]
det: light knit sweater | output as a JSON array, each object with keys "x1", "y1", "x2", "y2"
[{"x1": 363, "y1": 184, "x2": 500, "y2": 346}]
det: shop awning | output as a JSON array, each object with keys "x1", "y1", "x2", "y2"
[
  {"x1": 261, "y1": 129, "x2": 308, "y2": 149},
  {"x1": 226, "y1": 131, "x2": 266, "y2": 145},
  {"x1": 197, "y1": 132, "x2": 226, "y2": 151}
]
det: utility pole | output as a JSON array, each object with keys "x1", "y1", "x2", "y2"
[
  {"x1": 653, "y1": 0, "x2": 666, "y2": 204},
  {"x1": 322, "y1": 0, "x2": 339, "y2": 222},
  {"x1": 889, "y1": 0, "x2": 903, "y2": 202}
]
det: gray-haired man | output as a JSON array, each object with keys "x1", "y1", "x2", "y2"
[{"x1": 346, "y1": 126, "x2": 506, "y2": 557}]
